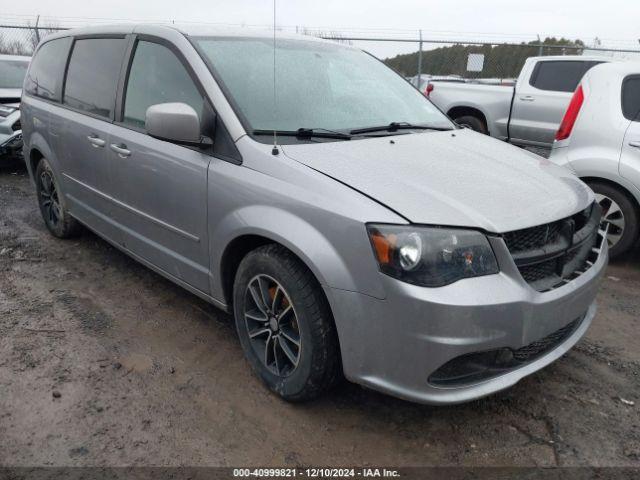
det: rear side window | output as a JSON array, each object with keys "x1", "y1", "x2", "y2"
[
  {"x1": 123, "y1": 41, "x2": 204, "y2": 129},
  {"x1": 529, "y1": 61, "x2": 602, "y2": 93},
  {"x1": 622, "y1": 76, "x2": 640, "y2": 121},
  {"x1": 63, "y1": 38, "x2": 127, "y2": 119},
  {"x1": 24, "y1": 37, "x2": 72, "y2": 101}
]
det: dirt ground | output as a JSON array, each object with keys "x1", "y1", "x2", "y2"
[{"x1": 0, "y1": 162, "x2": 639, "y2": 468}]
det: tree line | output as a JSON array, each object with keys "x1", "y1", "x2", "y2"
[{"x1": 384, "y1": 37, "x2": 586, "y2": 79}]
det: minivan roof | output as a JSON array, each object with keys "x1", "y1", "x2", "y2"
[{"x1": 40, "y1": 23, "x2": 344, "y2": 48}]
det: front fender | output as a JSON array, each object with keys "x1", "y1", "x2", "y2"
[{"x1": 210, "y1": 205, "x2": 386, "y2": 303}]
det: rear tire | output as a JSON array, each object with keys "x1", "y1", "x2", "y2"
[
  {"x1": 588, "y1": 181, "x2": 639, "y2": 259},
  {"x1": 454, "y1": 115, "x2": 488, "y2": 134},
  {"x1": 233, "y1": 244, "x2": 340, "y2": 402},
  {"x1": 35, "y1": 158, "x2": 81, "y2": 238}
]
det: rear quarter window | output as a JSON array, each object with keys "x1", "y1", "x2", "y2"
[
  {"x1": 24, "y1": 37, "x2": 72, "y2": 101},
  {"x1": 622, "y1": 76, "x2": 640, "y2": 121},
  {"x1": 529, "y1": 60, "x2": 603, "y2": 93},
  {"x1": 63, "y1": 37, "x2": 127, "y2": 119}
]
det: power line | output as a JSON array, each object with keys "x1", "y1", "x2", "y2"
[{"x1": 1, "y1": 13, "x2": 638, "y2": 51}]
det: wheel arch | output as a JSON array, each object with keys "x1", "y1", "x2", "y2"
[
  {"x1": 217, "y1": 232, "x2": 346, "y2": 368},
  {"x1": 447, "y1": 106, "x2": 489, "y2": 133},
  {"x1": 29, "y1": 147, "x2": 44, "y2": 179},
  {"x1": 219, "y1": 233, "x2": 275, "y2": 310},
  {"x1": 581, "y1": 175, "x2": 640, "y2": 214},
  {"x1": 211, "y1": 206, "x2": 376, "y2": 309},
  {"x1": 25, "y1": 132, "x2": 58, "y2": 184}
]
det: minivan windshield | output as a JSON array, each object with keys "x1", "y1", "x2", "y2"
[
  {"x1": 193, "y1": 37, "x2": 454, "y2": 138},
  {"x1": 0, "y1": 60, "x2": 29, "y2": 89}
]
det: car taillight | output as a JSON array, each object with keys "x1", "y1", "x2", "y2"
[
  {"x1": 555, "y1": 85, "x2": 584, "y2": 141},
  {"x1": 425, "y1": 84, "x2": 434, "y2": 97}
]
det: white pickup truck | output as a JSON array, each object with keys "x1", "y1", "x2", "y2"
[{"x1": 427, "y1": 56, "x2": 607, "y2": 150}]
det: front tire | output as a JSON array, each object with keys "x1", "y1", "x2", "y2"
[
  {"x1": 589, "y1": 181, "x2": 639, "y2": 259},
  {"x1": 233, "y1": 244, "x2": 340, "y2": 402},
  {"x1": 35, "y1": 158, "x2": 81, "y2": 238}
]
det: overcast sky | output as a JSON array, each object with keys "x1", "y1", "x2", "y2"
[{"x1": 4, "y1": 0, "x2": 639, "y2": 57}]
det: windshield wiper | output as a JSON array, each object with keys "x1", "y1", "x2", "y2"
[
  {"x1": 253, "y1": 128, "x2": 352, "y2": 140},
  {"x1": 350, "y1": 122, "x2": 453, "y2": 135}
]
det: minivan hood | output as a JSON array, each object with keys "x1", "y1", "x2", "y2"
[
  {"x1": 0, "y1": 88, "x2": 22, "y2": 107},
  {"x1": 282, "y1": 129, "x2": 593, "y2": 233}
]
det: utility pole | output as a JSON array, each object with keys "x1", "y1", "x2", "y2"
[
  {"x1": 417, "y1": 29, "x2": 423, "y2": 87},
  {"x1": 34, "y1": 14, "x2": 41, "y2": 44},
  {"x1": 537, "y1": 34, "x2": 543, "y2": 56}
]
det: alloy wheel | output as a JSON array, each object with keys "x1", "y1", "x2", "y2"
[
  {"x1": 244, "y1": 274, "x2": 301, "y2": 377},
  {"x1": 39, "y1": 170, "x2": 61, "y2": 227},
  {"x1": 595, "y1": 193, "x2": 625, "y2": 248}
]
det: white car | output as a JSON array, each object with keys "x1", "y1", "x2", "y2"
[
  {"x1": 549, "y1": 62, "x2": 640, "y2": 258},
  {"x1": 0, "y1": 54, "x2": 30, "y2": 162}
]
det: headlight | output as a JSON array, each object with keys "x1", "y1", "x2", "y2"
[{"x1": 367, "y1": 224, "x2": 499, "y2": 287}]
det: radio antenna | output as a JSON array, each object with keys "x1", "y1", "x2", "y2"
[{"x1": 271, "y1": 0, "x2": 279, "y2": 155}]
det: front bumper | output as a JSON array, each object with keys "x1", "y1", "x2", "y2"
[{"x1": 326, "y1": 232, "x2": 608, "y2": 405}]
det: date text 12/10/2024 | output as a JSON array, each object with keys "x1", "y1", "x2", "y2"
[{"x1": 233, "y1": 468, "x2": 401, "y2": 478}]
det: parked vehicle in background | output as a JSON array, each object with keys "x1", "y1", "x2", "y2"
[
  {"x1": 0, "y1": 55, "x2": 30, "y2": 163},
  {"x1": 549, "y1": 62, "x2": 640, "y2": 258},
  {"x1": 428, "y1": 56, "x2": 608, "y2": 150},
  {"x1": 21, "y1": 25, "x2": 607, "y2": 405},
  {"x1": 473, "y1": 78, "x2": 516, "y2": 86},
  {"x1": 409, "y1": 73, "x2": 464, "y2": 90}
]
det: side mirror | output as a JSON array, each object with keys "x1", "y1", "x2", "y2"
[{"x1": 145, "y1": 102, "x2": 201, "y2": 144}]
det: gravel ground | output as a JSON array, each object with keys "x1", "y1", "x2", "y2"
[{"x1": 0, "y1": 162, "x2": 639, "y2": 468}]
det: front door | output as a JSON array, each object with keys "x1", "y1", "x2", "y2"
[{"x1": 108, "y1": 39, "x2": 212, "y2": 293}]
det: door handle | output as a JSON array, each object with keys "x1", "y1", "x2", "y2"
[
  {"x1": 110, "y1": 143, "x2": 131, "y2": 158},
  {"x1": 629, "y1": 141, "x2": 640, "y2": 148},
  {"x1": 87, "y1": 135, "x2": 106, "y2": 148},
  {"x1": 520, "y1": 96, "x2": 535, "y2": 102}
]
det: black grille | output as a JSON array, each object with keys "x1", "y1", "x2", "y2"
[
  {"x1": 564, "y1": 247, "x2": 580, "y2": 264},
  {"x1": 519, "y1": 259, "x2": 558, "y2": 283},
  {"x1": 429, "y1": 316, "x2": 583, "y2": 387},
  {"x1": 503, "y1": 204, "x2": 603, "y2": 292},
  {"x1": 513, "y1": 318, "x2": 580, "y2": 362},
  {"x1": 504, "y1": 223, "x2": 561, "y2": 253}
]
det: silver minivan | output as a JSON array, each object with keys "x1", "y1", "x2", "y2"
[{"x1": 21, "y1": 25, "x2": 607, "y2": 405}]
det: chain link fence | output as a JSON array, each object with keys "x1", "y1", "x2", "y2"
[
  {"x1": 318, "y1": 35, "x2": 640, "y2": 90},
  {"x1": 1, "y1": 20, "x2": 639, "y2": 86},
  {"x1": 0, "y1": 24, "x2": 67, "y2": 56}
]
